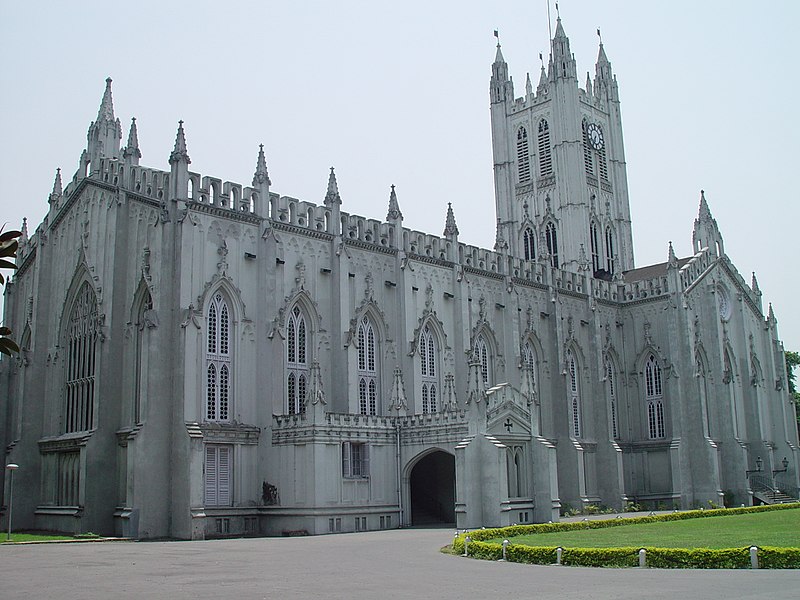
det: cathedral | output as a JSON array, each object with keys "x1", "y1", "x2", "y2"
[{"x1": 2, "y1": 19, "x2": 798, "y2": 540}]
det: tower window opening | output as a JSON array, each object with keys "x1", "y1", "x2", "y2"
[
  {"x1": 517, "y1": 127, "x2": 530, "y2": 183},
  {"x1": 537, "y1": 120, "x2": 552, "y2": 177},
  {"x1": 523, "y1": 227, "x2": 536, "y2": 261}
]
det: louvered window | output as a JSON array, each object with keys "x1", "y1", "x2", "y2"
[
  {"x1": 546, "y1": 222, "x2": 559, "y2": 268},
  {"x1": 64, "y1": 282, "x2": 98, "y2": 433},
  {"x1": 206, "y1": 293, "x2": 231, "y2": 421},
  {"x1": 590, "y1": 222, "x2": 600, "y2": 273},
  {"x1": 567, "y1": 350, "x2": 581, "y2": 438},
  {"x1": 582, "y1": 121, "x2": 594, "y2": 176},
  {"x1": 523, "y1": 227, "x2": 536, "y2": 260},
  {"x1": 645, "y1": 354, "x2": 665, "y2": 439},
  {"x1": 342, "y1": 442, "x2": 369, "y2": 478},
  {"x1": 517, "y1": 126, "x2": 531, "y2": 182},
  {"x1": 606, "y1": 358, "x2": 619, "y2": 439},
  {"x1": 204, "y1": 445, "x2": 232, "y2": 506},
  {"x1": 598, "y1": 142, "x2": 609, "y2": 180},
  {"x1": 357, "y1": 316, "x2": 379, "y2": 415},
  {"x1": 420, "y1": 325, "x2": 438, "y2": 413},
  {"x1": 605, "y1": 227, "x2": 616, "y2": 274},
  {"x1": 475, "y1": 335, "x2": 491, "y2": 386},
  {"x1": 286, "y1": 305, "x2": 309, "y2": 414},
  {"x1": 537, "y1": 120, "x2": 552, "y2": 177}
]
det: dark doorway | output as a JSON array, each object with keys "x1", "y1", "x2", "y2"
[{"x1": 409, "y1": 451, "x2": 455, "y2": 525}]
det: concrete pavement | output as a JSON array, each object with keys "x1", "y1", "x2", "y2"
[{"x1": 1, "y1": 527, "x2": 798, "y2": 599}]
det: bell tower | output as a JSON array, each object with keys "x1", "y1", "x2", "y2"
[{"x1": 490, "y1": 19, "x2": 634, "y2": 276}]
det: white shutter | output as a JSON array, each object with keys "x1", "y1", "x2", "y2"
[
  {"x1": 204, "y1": 446, "x2": 217, "y2": 506},
  {"x1": 342, "y1": 442, "x2": 351, "y2": 478},
  {"x1": 218, "y1": 446, "x2": 231, "y2": 506}
]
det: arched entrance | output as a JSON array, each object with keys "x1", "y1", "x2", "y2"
[{"x1": 409, "y1": 451, "x2": 455, "y2": 525}]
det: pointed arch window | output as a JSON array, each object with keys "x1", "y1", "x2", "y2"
[
  {"x1": 357, "y1": 315, "x2": 379, "y2": 415},
  {"x1": 286, "y1": 305, "x2": 309, "y2": 415},
  {"x1": 64, "y1": 282, "x2": 98, "y2": 433},
  {"x1": 537, "y1": 119, "x2": 552, "y2": 177},
  {"x1": 546, "y1": 222, "x2": 559, "y2": 268},
  {"x1": 206, "y1": 293, "x2": 231, "y2": 422},
  {"x1": 522, "y1": 342, "x2": 537, "y2": 388},
  {"x1": 605, "y1": 357, "x2": 619, "y2": 439},
  {"x1": 133, "y1": 290, "x2": 153, "y2": 424},
  {"x1": 517, "y1": 126, "x2": 531, "y2": 183},
  {"x1": 590, "y1": 221, "x2": 601, "y2": 273},
  {"x1": 523, "y1": 227, "x2": 536, "y2": 261},
  {"x1": 605, "y1": 227, "x2": 616, "y2": 274},
  {"x1": 645, "y1": 354, "x2": 665, "y2": 439},
  {"x1": 419, "y1": 325, "x2": 439, "y2": 414},
  {"x1": 475, "y1": 334, "x2": 492, "y2": 387},
  {"x1": 567, "y1": 349, "x2": 581, "y2": 438}
]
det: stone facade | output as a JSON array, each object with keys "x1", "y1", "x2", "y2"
[{"x1": 2, "y1": 22, "x2": 798, "y2": 539}]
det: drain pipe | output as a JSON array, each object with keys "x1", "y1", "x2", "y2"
[{"x1": 396, "y1": 418, "x2": 403, "y2": 527}]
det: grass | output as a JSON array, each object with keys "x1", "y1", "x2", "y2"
[
  {"x1": 2, "y1": 531, "x2": 93, "y2": 543},
  {"x1": 491, "y1": 508, "x2": 800, "y2": 549}
]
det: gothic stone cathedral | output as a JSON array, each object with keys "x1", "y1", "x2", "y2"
[{"x1": 2, "y1": 20, "x2": 798, "y2": 539}]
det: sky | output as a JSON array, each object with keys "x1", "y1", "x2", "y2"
[{"x1": 1, "y1": 0, "x2": 798, "y2": 353}]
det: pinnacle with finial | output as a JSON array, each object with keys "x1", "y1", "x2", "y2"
[
  {"x1": 698, "y1": 189, "x2": 712, "y2": 220},
  {"x1": 751, "y1": 272, "x2": 761, "y2": 295},
  {"x1": 252, "y1": 143, "x2": 271, "y2": 187},
  {"x1": 51, "y1": 167, "x2": 62, "y2": 197},
  {"x1": 324, "y1": 167, "x2": 341, "y2": 205},
  {"x1": 386, "y1": 184, "x2": 403, "y2": 221},
  {"x1": 443, "y1": 202, "x2": 459, "y2": 237},
  {"x1": 123, "y1": 117, "x2": 142, "y2": 160},
  {"x1": 97, "y1": 77, "x2": 115, "y2": 122},
  {"x1": 667, "y1": 240, "x2": 678, "y2": 268},
  {"x1": 169, "y1": 120, "x2": 191, "y2": 165},
  {"x1": 21, "y1": 217, "x2": 28, "y2": 242}
]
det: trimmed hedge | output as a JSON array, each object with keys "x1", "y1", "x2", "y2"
[{"x1": 452, "y1": 502, "x2": 800, "y2": 568}]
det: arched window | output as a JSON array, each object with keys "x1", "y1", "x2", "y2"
[
  {"x1": 590, "y1": 221, "x2": 601, "y2": 273},
  {"x1": 605, "y1": 227, "x2": 616, "y2": 274},
  {"x1": 567, "y1": 349, "x2": 581, "y2": 437},
  {"x1": 64, "y1": 282, "x2": 98, "y2": 433},
  {"x1": 523, "y1": 227, "x2": 536, "y2": 260},
  {"x1": 517, "y1": 126, "x2": 531, "y2": 182},
  {"x1": 419, "y1": 325, "x2": 438, "y2": 414},
  {"x1": 134, "y1": 290, "x2": 153, "y2": 424},
  {"x1": 475, "y1": 334, "x2": 492, "y2": 387},
  {"x1": 357, "y1": 315, "x2": 378, "y2": 415},
  {"x1": 522, "y1": 341, "x2": 537, "y2": 388},
  {"x1": 546, "y1": 222, "x2": 559, "y2": 268},
  {"x1": 286, "y1": 305, "x2": 309, "y2": 415},
  {"x1": 582, "y1": 120, "x2": 594, "y2": 176},
  {"x1": 206, "y1": 293, "x2": 231, "y2": 422},
  {"x1": 537, "y1": 119, "x2": 552, "y2": 177},
  {"x1": 507, "y1": 446, "x2": 525, "y2": 498},
  {"x1": 645, "y1": 354, "x2": 665, "y2": 439},
  {"x1": 605, "y1": 357, "x2": 618, "y2": 439}
]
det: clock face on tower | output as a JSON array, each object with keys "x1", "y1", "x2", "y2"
[{"x1": 586, "y1": 123, "x2": 605, "y2": 150}]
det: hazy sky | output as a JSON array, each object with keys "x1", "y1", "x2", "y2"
[{"x1": 1, "y1": 0, "x2": 798, "y2": 353}]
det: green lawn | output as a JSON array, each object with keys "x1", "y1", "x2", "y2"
[
  {"x1": 2, "y1": 532, "x2": 81, "y2": 543},
  {"x1": 494, "y1": 508, "x2": 800, "y2": 549}
]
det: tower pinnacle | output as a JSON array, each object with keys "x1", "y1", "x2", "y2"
[
  {"x1": 97, "y1": 77, "x2": 115, "y2": 123},
  {"x1": 324, "y1": 167, "x2": 341, "y2": 206},
  {"x1": 386, "y1": 185, "x2": 402, "y2": 221},
  {"x1": 252, "y1": 144, "x2": 271, "y2": 187},
  {"x1": 169, "y1": 120, "x2": 191, "y2": 165},
  {"x1": 443, "y1": 202, "x2": 459, "y2": 237},
  {"x1": 123, "y1": 117, "x2": 141, "y2": 163}
]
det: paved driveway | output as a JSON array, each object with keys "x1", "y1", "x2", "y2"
[{"x1": 1, "y1": 527, "x2": 798, "y2": 599}]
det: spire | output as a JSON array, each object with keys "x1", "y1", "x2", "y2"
[
  {"x1": 20, "y1": 217, "x2": 28, "y2": 244},
  {"x1": 97, "y1": 77, "x2": 115, "y2": 123},
  {"x1": 123, "y1": 117, "x2": 141, "y2": 163},
  {"x1": 324, "y1": 167, "x2": 341, "y2": 206},
  {"x1": 525, "y1": 72, "x2": 533, "y2": 97},
  {"x1": 443, "y1": 202, "x2": 459, "y2": 237},
  {"x1": 48, "y1": 168, "x2": 62, "y2": 204},
  {"x1": 494, "y1": 218, "x2": 507, "y2": 252},
  {"x1": 386, "y1": 184, "x2": 402, "y2": 221},
  {"x1": 169, "y1": 120, "x2": 191, "y2": 165},
  {"x1": 698, "y1": 189, "x2": 712, "y2": 221},
  {"x1": 252, "y1": 144, "x2": 271, "y2": 187},
  {"x1": 537, "y1": 62, "x2": 548, "y2": 93},
  {"x1": 768, "y1": 303, "x2": 776, "y2": 326},
  {"x1": 490, "y1": 33, "x2": 512, "y2": 103}
]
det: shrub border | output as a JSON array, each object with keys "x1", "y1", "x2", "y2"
[{"x1": 451, "y1": 502, "x2": 800, "y2": 569}]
